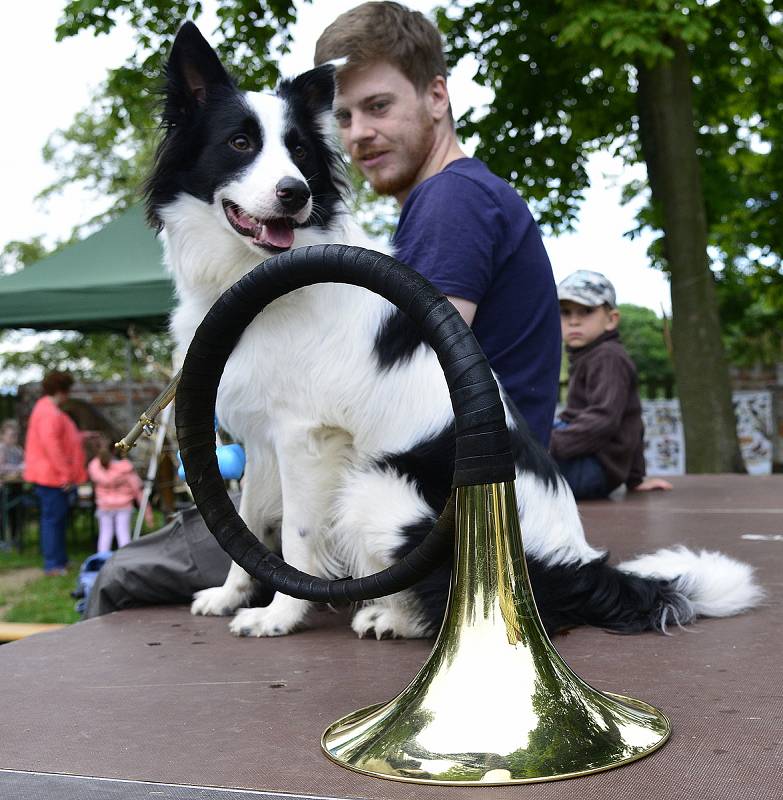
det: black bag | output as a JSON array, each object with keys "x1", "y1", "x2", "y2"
[{"x1": 84, "y1": 493, "x2": 262, "y2": 618}]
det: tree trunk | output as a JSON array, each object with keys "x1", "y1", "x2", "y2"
[{"x1": 636, "y1": 38, "x2": 744, "y2": 473}]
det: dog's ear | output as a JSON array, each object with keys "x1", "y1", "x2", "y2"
[
  {"x1": 286, "y1": 64, "x2": 337, "y2": 115},
  {"x1": 166, "y1": 21, "x2": 234, "y2": 109}
]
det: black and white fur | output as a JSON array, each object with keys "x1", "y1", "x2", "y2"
[{"x1": 147, "y1": 22, "x2": 762, "y2": 639}]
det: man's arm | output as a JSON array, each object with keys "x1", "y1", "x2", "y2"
[
  {"x1": 393, "y1": 172, "x2": 501, "y2": 321},
  {"x1": 447, "y1": 296, "x2": 477, "y2": 326}
]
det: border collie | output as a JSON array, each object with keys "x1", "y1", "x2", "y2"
[{"x1": 146, "y1": 22, "x2": 762, "y2": 639}]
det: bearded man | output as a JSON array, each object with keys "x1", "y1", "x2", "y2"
[{"x1": 316, "y1": 1, "x2": 561, "y2": 446}]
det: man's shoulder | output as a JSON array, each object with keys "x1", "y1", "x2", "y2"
[{"x1": 418, "y1": 158, "x2": 528, "y2": 208}]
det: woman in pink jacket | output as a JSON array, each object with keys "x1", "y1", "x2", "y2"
[
  {"x1": 23, "y1": 371, "x2": 87, "y2": 575},
  {"x1": 88, "y1": 435, "x2": 151, "y2": 553}
]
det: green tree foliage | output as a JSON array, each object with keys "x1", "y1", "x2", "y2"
[
  {"x1": 716, "y1": 263, "x2": 783, "y2": 367},
  {"x1": 45, "y1": 0, "x2": 303, "y2": 228},
  {"x1": 437, "y1": 0, "x2": 782, "y2": 471},
  {"x1": 618, "y1": 304, "x2": 675, "y2": 395},
  {"x1": 11, "y1": 1, "x2": 782, "y2": 468},
  {"x1": 0, "y1": 237, "x2": 50, "y2": 276},
  {"x1": 3, "y1": 1, "x2": 306, "y2": 385},
  {"x1": 437, "y1": 0, "x2": 780, "y2": 244},
  {"x1": 0, "y1": 329, "x2": 172, "y2": 388}
]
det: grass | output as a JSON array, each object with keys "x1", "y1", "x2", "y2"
[
  {"x1": 2, "y1": 568, "x2": 89, "y2": 624},
  {"x1": 0, "y1": 508, "x2": 166, "y2": 625}
]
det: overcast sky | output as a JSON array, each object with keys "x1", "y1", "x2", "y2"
[{"x1": 0, "y1": 0, "x2": 671, "y2": 313}]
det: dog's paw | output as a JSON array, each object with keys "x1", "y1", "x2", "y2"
[
  {"x1": 228, "y1": 600, "x2": 307, "y2": 637},
  {"x1": 351, "y1": 604, "x2": 430, "y2": 640},
  {"x1": 191, "y1": 584, "x2": 250, "y2": 617}
]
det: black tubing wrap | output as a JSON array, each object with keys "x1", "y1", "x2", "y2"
[{"x1": 176, "y1": 244, "x2": 515, "y2": 605}]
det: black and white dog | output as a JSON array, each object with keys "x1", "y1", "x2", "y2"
[{"x1": 146, "y1": 22, "x2": 761, "y2": 639}]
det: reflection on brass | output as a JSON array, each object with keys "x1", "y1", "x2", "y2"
[
  {"x1": 115, "y1": 369, "x2": 181, "y2": 452},
  {"x1": 322, "y1": 482, "x2": 671, "y2": 784}
]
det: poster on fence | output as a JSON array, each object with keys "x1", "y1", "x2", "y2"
[
  {"x1": 642, "y1": 391, "x2": 773, "y2": 476},
  {"x1": 733, "y1": 390, "x2": 774, "y2": 475},
  {"x1": 642, "y1": 399, "x2": 685, "y2": 475}
]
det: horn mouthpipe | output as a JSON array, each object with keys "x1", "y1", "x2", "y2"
[{"x1": 115, "y1": 368, "x2": 181, "y2": 452}]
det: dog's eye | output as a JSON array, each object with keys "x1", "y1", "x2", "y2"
[
  {"x1": 229, "y1": 134, "x2": 253, "y2": 152},
  {"x1": 292, "y1": 144, "x2": 307, "y2": 161}
]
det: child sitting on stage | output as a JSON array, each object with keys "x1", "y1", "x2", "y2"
[{"x1": 550, "y1": 270, "x2": 673, "y2": 500}]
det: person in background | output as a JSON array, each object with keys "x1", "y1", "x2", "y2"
[
  {"x1": 0, "y1": 420, "x2": 25, "y2": 545},
  {"x1": 550, "y1": 270, "x2": 674, "y2": 500},
  {"x1": 23, "y1": 370, "x2": 87, "y2": 575},
  {"x1": 315, "y1": 1, "x2": 561, "y2": 447},
  {"x1": 0, "y1": 420, "x2": 24, "y2": 481},
  {"x1": 88, "y1": 434, "x2": 152, "y2": 553}
]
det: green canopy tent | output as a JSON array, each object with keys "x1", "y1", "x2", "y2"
[
  {"x1": 0, "y1": 205, "x2": 173, "y2": 333},
  {"x1": 0, "y1": 206, "x2": 179, "y2": 534}
]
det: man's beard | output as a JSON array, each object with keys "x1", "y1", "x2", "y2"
[{"x1": 367, "y1": 112, "x2": 436, "y2": 198}]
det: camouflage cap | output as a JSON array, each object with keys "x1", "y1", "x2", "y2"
[{"x1": 557, "y1": 270, "x2": 617, "y2": 309}]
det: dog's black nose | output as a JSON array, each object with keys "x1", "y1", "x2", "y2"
[{"x1": 275, "y1": 178, "x2": 311, "y2": 213}]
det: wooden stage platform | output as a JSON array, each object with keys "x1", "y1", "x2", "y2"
[{"x1": 1, "y1": 476, "x2": 781, "y2": 799}]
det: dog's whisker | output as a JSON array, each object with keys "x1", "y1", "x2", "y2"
[{"x1": 307, "y1": 202, "x2": 328, "y2": 228}]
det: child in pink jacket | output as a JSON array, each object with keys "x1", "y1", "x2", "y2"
[{"x1": 88, "y1": 436, "x2": 151, "y2": 553}]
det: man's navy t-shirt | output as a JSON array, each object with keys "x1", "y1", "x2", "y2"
[{"x1": 393, "y1": 158, "x2": 561, "y2": 447}]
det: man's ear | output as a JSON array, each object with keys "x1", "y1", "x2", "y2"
[
  {"x1": 285, "y1": 64, "x2": 337, "y2": 114},
  {"x1": 166, "y1": 21, "x2": 234, "y2": 111},
  {"x1": 427, "y1": 75, "x2": 451, "y2": 121}
]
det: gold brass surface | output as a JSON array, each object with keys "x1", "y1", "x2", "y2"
[
  {"x1": 115, "y1": 368, "x2": 181, "y2": 452},
  {"x1": 322, "y1": 482, "x2": 671, "y2": 784}
]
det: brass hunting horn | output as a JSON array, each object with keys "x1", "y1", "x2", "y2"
[{"x1": 175, "y1": 245, "x2": 671, "y2": 785}]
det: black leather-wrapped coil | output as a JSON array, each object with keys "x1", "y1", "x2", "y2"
[{"x1": 176, "y1": 244, "x2": 515, "y2": 605}]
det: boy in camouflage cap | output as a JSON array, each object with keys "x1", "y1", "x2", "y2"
[{"x1": 551, "y1": 270, "x2": 672, "y2": 498}]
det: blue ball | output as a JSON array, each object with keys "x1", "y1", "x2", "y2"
[
  {"x1": 177, "y1": 443, "x2": 246, "y2": 481},
  {"x1": 216, "y1": 443, "x2": 246, "y2": 480}
]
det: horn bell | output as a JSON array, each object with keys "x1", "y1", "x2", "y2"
[{"x1": 322, "y1": 482, "x2": 671, "y2": 784}]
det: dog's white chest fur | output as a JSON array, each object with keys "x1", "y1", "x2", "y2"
[{"x1": 164, "y1": 196, "x2": 452, "y2": 463}]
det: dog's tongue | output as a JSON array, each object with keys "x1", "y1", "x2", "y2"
[{"x1": 256, "y1": 219, "x2": 294, "y2": 250}]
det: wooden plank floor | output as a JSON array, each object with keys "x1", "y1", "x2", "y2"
[{"x1": 1, "y1": 476, "x2": 781, "y2": 799}]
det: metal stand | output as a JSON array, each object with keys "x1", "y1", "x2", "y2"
[{"x1": 133, "y1": 402, "x2": 172, "y2": 540}]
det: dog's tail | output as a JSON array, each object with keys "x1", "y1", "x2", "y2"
[
  {"x1": 616, "y1": 546, "x2": 764, "y2": 624},
  {"x1": 529, "y1": 547, "x2": 763, "y2": 635}
]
